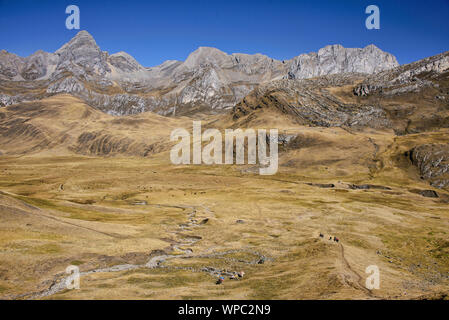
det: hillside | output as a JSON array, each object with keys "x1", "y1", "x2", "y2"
[{"x1": 0, "y1": 94, "x2": 189, "y2": 156}]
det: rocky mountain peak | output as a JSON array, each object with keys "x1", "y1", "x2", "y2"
[
  {"x1": 184, "y1": 46, "x2": 229, "y2": 68},
  {"x1": 56, "y1": 30, "x2": 98, "y2": 53},
  {"x1": 317, "y1": 44, "x2": 344, "y2": 55},
  {"x1": 54, "y1": 30, "x2": 110, "y2": 77},
  {"x1": 0, "y1": 50, "x2": 23, "y2": 79},
  {"x1": 108, "y1": 51, "x2": 145, "y2": 73},
  {"x1": 1, "y1": 31, "x2": 404, "y2": 116},
  {"x1": 288, "y1": 44, "x2": 399, "y2": 79},
  {"x1": 363, "y1": 44, "x2": 379, "y2": 51}
]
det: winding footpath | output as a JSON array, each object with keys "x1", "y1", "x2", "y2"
[
  {"x1": 339, "y1": 243, "x2": 374, "y2": 298},
  {"x1": 17, "y1": 203, "x2": 267, "y2": 300}
]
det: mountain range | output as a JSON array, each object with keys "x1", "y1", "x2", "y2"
[
  {"x1": 0, "y1": 30, "x2": 399, "y2": 116},
  {"x1": 1, "y1": 30, "x2": 449, "y2": 300},
  {"x1": 0, "y1": 31, "x2": 448, "y2": 189}
]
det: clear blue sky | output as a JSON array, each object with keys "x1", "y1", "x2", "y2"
[{"x1": 0, "y1": 0, "x2": 448, "y2": 67}]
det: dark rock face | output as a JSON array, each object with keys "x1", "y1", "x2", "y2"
[
  {"x1": 306, "y1": 183, "x2": 335, "y2": 188},
  {"x1": 419, "y1": 190, "x2": 439, "y2": 198},
  {"x1": 265, "y1": 134, "x2": 298, "y2": 147},
  {"x1": 409, "y1": 144, "x2": 449, "y2": 189},
  {"x1": 348, "y1": 184, "x2": 391, "y2": 190},
  {"x1": 353, "y1": 84, "x2": 380, "y2": 96},
  {"x1": 409, "y1": 189, "x2": 440, "y2": 198},
  {"x1": 148, "y1": 249, "x2": 167, "y2": 258}
]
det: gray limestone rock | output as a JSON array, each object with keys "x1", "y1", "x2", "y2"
[{"x1": 0, "y1": 31, "x2": 401, "y2": 116}]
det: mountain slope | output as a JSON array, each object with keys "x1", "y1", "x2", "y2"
[
  {"x1": 0, "y1": 94, "x2": 189, "y2": 156},
  {"x1": 229, "y1": 51, "x2": 449, "y2": 133}
]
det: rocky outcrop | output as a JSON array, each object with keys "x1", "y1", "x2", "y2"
[
  {"x1": 0, "y1": 94, "x2": 22, "y2": 107},
  {"x1": 353, "y1": 50, "x2": 449, "y2": 97},
  {"x1": 306, "y1": 183, "x2": 335, "y2": 188},
  {"x1": 232, "y1": 74, "x2": 392, "y2": 129},
  {"x1": 0, "y1": 50, "x2": 24, "y2": 79},
  {"x1": 409, "y1": 144, "x2": 449, "y2": 189},
  {"x1": 108, "y1": 51, "x2": 145, "y2": 73},
  {"x1": 47, "y1": 76, "x2": 86, "y2": 94},
  {"x1": 348, "y1": 184, "x2": 391, "y2": 190},
  {"x1": 287, "y1": 44, "x2": 398, "y2": 80},
  {"x1": 21, "y1": 50, "x2": 58, "y2": 80},
  {"x1": 353, "y1": 84, "x2": 380, "y2": 96},
  {"x1": 418, "y1": 190, "x2": 439, "y2": 198}
]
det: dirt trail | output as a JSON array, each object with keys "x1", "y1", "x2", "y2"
[
  {"x1": 0, "y1": 191, "x2": 121, "y2": 238},
  {"x1": 16, "y1": 203, "x2": 267, "y2": 300},
  {"x1": 339, "y1": 243, "x2": 374, "y2": 298}
]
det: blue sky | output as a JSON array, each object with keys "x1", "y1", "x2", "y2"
[{"x1": 0, "y1": 0, "x2": 448, "y2": 67}]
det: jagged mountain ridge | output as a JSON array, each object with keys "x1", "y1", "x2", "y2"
[
  {"x1": 1, "y1": 46, "x2": 448, "y2": 189},
  {"x1": 0, "y1": 30, "x2": 398, "y2": 115},
  {"x1": 229, "y1": 50, "x2": 449, "y2": 134}
]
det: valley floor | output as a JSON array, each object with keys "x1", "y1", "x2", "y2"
[{"x1": 0, "y1": 129, "x2": 448, "y2": 300}]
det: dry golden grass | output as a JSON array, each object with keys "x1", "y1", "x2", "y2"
[
  {"x1": 0, "y1": 94, "x2": 448, "y2": 300},
  {"x1": 0, "y1": 128, "x2": 448, "y2": 299},
  {"x1": 0, "y1": 94, "x2": 192, "y2": 156}
]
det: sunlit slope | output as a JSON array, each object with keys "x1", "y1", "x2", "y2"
[{"x1": 0, "y1": 94, "x2": 191, "y2": 156}]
